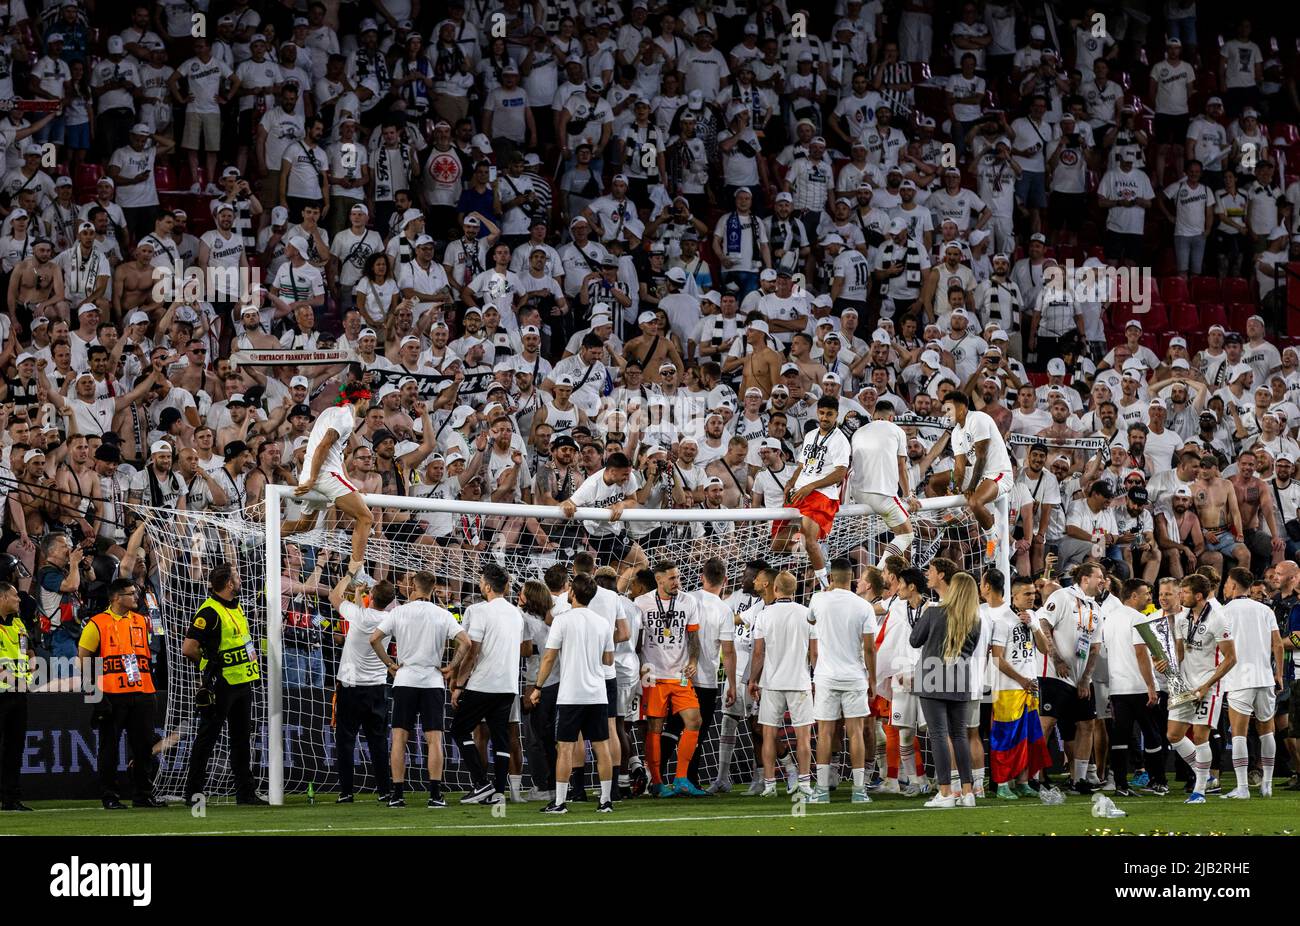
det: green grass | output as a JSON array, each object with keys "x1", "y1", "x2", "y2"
[{"x1": 3, "y1": 783, "x2": 1298, "y2": 836}]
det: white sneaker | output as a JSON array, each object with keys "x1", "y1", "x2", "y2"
[
  {"x1": 525, "y1": 788, "x2": 552, "y2": 802},
  {"x1": 828, "y1": 766, "x2": 842, "y2": 789},
  {"x1": 204, "y1": 183, "x2": 221, "y2": 196},
  {"x1": 924, "y1": 793, "x2": 957, "y2": 808},
  {"x1": 509, "y1": 793, "x2": 528, "y2": 804},
  {"x1": 973, "y1": 780, "x2": 986, "y2": 799},
  {"x1": 745, "y1": 777, "x2": 766, "y2": 797},
  {"x1": 189, "y1": 182, "x2": 202, "y2": 194},
  {"x1": 1220, "y1": 789, "x2": 1250, "y2": 800},
  {"x1": 915, "y1": 775, "x2": 932, "y2": 794},
  {"x1": 759, "y1": 782, "x2": 777, "y2": 798},
  {"x1": 1086, "y1": 767, "x2": 1102, "y2": 787},
  {"x1": 1261, "y1": 782, "x2": 1273, "y2": 798},
  {"x1": 706, "y1": 778, "x2": 732, "y2": 794},
  {"x1": 1101, "y1": 770, "x2": 1116, "y2": 792},
  {"x1": 900, "y1": 781, "x2": 923, "y2": 797},
  {"x1": 960, "y1": 793, "x2": 976, "y2": 808},
  {"x1": 796, "y1": 782, "x2": 814, "y2": 799}
]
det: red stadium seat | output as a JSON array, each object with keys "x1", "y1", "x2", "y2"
[
  {"x1": 1275, "y1": 123, "x2": 1300, "y2": 146},
  {"x1": 1220, "y1": 276, "x2": 1251, "y2": 303},
  {"x1": 73, "y1": 162, "x2": 103, "y2": 199},
  {"x1": 1157, "y1": 275, "x2": 1189, "y2": 304},
  {"x1": 1227, "y1": 302, "x2": 1256, "y2": 332},
  {"x1": 1168, "y1": 301, "x2": 1199, "y2": 331},
  {"x1": 1137, "y1": 300, "x2": 1168, "y2": 331},
  {"x1": 1190, "y1": 275, "x2": 1221, "y2": 303},
  {"x1": 1199, "y1": 302, "x2": 1228, "y2": 329},
  {"x1": 154, "y1": 163, "x2": 178, "y2": 192}
]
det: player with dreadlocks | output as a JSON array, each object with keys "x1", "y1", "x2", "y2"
[{"x1": 294, "y1": 375, "x2": 376, "y2": 582}]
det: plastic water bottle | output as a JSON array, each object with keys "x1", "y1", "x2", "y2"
[{"x1": 307, "y1": 781, "x2": 315, "y2": 805}]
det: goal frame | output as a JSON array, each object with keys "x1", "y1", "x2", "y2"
[{"x1": 262, "y1": 484, "x2": 1009, "y2": 805}]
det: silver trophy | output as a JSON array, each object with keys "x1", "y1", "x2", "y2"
[{"x1": 1135, "y1": 618, "x2": 1197, "y2": 707}]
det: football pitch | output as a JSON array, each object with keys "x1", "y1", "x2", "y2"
[{"x1": 3, "y1": 785, "x2": 1298, "y2": 837}]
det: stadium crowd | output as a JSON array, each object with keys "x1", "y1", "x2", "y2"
[{"x1": 0, "y1": 0, "x2": 1298, "y2": 809}]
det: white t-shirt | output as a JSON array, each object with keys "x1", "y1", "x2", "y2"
[
  {"x1": 301, "y1": 405, "x2": 355, "y2": 486},
  {"x1": 1177, "y1": 602, "x2": 1231, "y2": 691},
  {"x1": 464, "y1": 597, "x2": 525, "y2": 694},
  {"x1": 692, "y1": 589, "x2": 732, "y2": 689},
  {"x1": 1103, "y1": 604, "x2": 1148, "y2": 696},
  {"x1": 1221, "y1": 597, "x2": 1277, "y2": 691},
  {"x1": 1150, "y1": 59, "x2": 1195, "y2": 115},
  {"x1": 793, "y1": 426, "x2": 852, "y2": 501},
  {"x1": 546, "y1": 605, "x2": 614, "y2": 705},
  {"x1": 1040, "y1": 586, "x2": 1103, "y2": 684},
  {"x1": 568, "y1": 467, "x2": 642, "y2": 536},
  {"x1": 849, "y1": 418, "x2": 907, "y2": 499},
  {"x1": 1163, "y1": 178, "x2": 1211, "y2": 238},
  {"x1": 376, "y1": 600, "x2": 462, "y2": 689},
  {"x1": 588, "y1": 585, "x2": 624, "y2": 681},
  {"x1": 809, "y1": 588, "x2": 875, "y2": 688},
  {"x1": 990, "y1": 608, "x2": 1039, "y2": 693},
  {"x1": 635, "y1": 591, "x2": 701, "y2": 680},
  {"x1": 1098, "y1": 167, "x2": 1154, "y2": 234},
  {"x1": 754, "y1": 599, "x2": 816, "y2": 691},
  {"x1": 952, "y1": 409, "x2": 1013, "y2": 478}
]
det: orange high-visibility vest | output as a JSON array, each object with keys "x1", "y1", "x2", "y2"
[{"x1": 90, "y1": 610, "x2": 155, "y2": 695}]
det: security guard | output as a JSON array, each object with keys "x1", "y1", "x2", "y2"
[
  {"x1": 0, "y1": 581, "x2": 33, "y2": 811},
  {"x1": 77, "y1": 578, "x2": 166, "y2": 809},
  {"x1": 182, "y1": 563, "x2": 267, "y2": 805}
]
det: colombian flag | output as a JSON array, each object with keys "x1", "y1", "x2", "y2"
[{"x1": 990, "y1": 689, "x2": 1052, "y2": 783}]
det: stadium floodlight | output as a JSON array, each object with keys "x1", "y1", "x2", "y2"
[{"x1": 137, "y1": 490, "x2": 1008, "y2": 806}]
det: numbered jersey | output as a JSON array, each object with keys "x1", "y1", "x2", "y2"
[
  {"x1": 635, "y1": 592, "x2": 701, "y2": 681},
  {"x1": 726, "y1": 590, "x2": 764, "y2": 656},
  {"x1": 833, "y1": 249, "x2": 872, "y2": 301},
  {"x1": 1176, "y1": 603, "x2": 1231, "y2": 691},
  {"x1": 793, "y1": 426, "x2": 852, "y2": 501}
]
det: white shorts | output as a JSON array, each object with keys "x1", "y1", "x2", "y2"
[
  {"x1": 617, "y1": 680, "x2": 640, "y2": 722},
  {"x1": 1169, "y1": 687, "x2": 1224, "y2": 728},
  {"x1": 299, "y1": 470, "x2": 359, "y2": 512},
  {"x1": 1094, "y1": 681, "x2": 1112, "y2": 720},
  {"x1": 814, "y1": 686, "x2": 870, "y2": 721},
  {"x1": 758, "y1": 689, "x2": 814, "y2": 728},
  {"x1": 860, "y1": 493, "x2": 911, "y2": 530},
  {"x1": 986, "y1": 470, "x2": 1014, "y2": 499},
  {"x1": 1227, "y1": 686, "x2": 1276, "y2": 722},
  {"x1": 890, "y1": 689, "x2": 921, "y2": 729},
  {"x1": 965, "y1": 698, "x2": 982, "y2": 728}
]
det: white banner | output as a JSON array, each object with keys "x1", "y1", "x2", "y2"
[{"x1": 231, "y1": 348, "x2": 356, "y2": 366}]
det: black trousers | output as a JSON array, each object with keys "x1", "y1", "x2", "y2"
[
  {"x1": 530, "y1": 683, "x2": 559, "y2": 790},
  {"x1": 94, "y1": 692, "x2": 157, "y2": 801},
  {"x1": 0, "y1": 693, "x2": 27, "y2": 802},
  {"x1": 665, "y1": 685, "x2": 717, "y2": 786},
  {"x1": 1110, "y1": 692, "x2": 1168, "y2": 786},
  {"x1": 335, "y1": 683, "x2": 392, "y2": 796},
  {"x1": 184, "y1": 681, "x2": 256, "y2": 799},
  {"x1": 450, "y1": 690, "x2": 514, "y2": 791}
]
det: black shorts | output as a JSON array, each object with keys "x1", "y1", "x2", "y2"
[
  {"x1": 1038, "y1": 677, "x2": 1097, "y2": 741},
  {"x1": 1049, "y1": 191, "x2": 1087, "y2": 231},
  {"x1": 1104, "y1": 230, "x2": 1145, "y2": 262},
  {"x1": 606, "y1": 678, "x2": 618, "y2": 719},
  {"x1": 390, "y1": 686, "x2": 446, "y2": 732},
  {"x1": 1154, "y1": 113, "x2": 1190, "y2": 145},
  {"x1": 556, "y1": 703, "x2": 609, "y2": 742},
  {"x1": 384, "y1": 518, "x2": 427, "y2": 544},
  {"x1": 588, "y1": 530, "x2": 632, "y2": 563}
]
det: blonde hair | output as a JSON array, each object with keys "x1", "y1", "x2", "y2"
[{"x1": 940, "y1": 573, "x2": 979, "y2": 660}]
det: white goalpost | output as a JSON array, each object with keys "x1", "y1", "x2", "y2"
[{"x1": 140, "y1": 488, "x2": 1009, "y2": 805}]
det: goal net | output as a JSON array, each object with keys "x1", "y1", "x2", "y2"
[{"x1": 139, "y1": 491, "x2": 1009, "y2": 803}]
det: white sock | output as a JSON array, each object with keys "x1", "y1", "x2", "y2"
[
  {"x1": 950, "y1": 770, "x2": 961, "y2": 788},
  {"x1": 1193, "y1": 742, "x2": 1212, "y2": 794},
  {"x1": 554, "y1": 782, "x2": 569, "y2": 805},
  {"x1": 901, "y1": 740, "x2": 917, "y2": 780},
  {"x1": 509, "y1": 774, "x2": 522, "y2": 799},
  {"x1": 717, "y1": 715, "x2": 739, "y2": 780},
  {"x1": 1073, "y1": 759, "x2": 1089, "y2": 783},
  {"x1": 816, "y1": 765, "x2": 830, "y2": 789},
  {"x1": 618, "y1": 773, "x2": 630, "y2": 786},
  {"x1": 853, "y1": 767, "x2": 866, "y2": 789},
  {"x1": 1260, "y1": 733, "x2": 1276, "y2": 791},
  {"x1": 599, "y1": 779, "x2": 612, "y2": 803},
  {"x1": 973, "y1": 766, "x2": 985, "y2": 786},
  {"x1": 781, "y1": 753, "x2": 797, "y2": 771},
  {"x1": 1231, "y1": 736, "x2": 1249, "y2": 792},
  {"x1": 1173, "y1": 737, "x2": 1197, "y2": 765},
  {"x1": 864, "y1": 759, "x2": 877, "y2": 778},
  {"x1": 628, "y1": 754, "x2": 642, "y2": 771}
]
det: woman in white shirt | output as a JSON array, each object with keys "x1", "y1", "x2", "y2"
[
  {"x1": 354, "y1": 252, "x2": 400, "y2": 326},
  {"x1": 1215, "y1": 169, "x2": 1249, "y2": 277}
]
